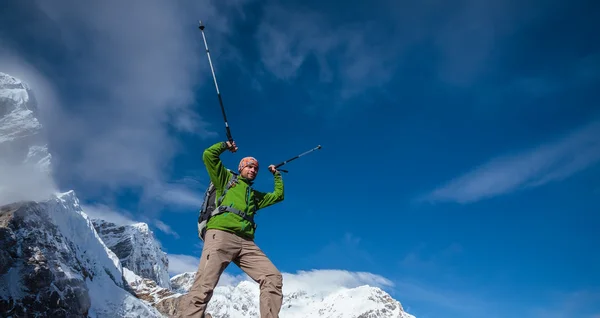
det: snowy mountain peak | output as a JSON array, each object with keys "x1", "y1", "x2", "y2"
[
  {"x1": 170, "y1": 271, "x2": 196, "y2": 294},
  {"x1": 0, "y1": 72, "x2": 43, "y2": 145},
  {"x1": 132, "y1": 222, "x2": 150, "y2": 233},
  {"x1": 92, "y1": 218, "x2": 171, "y2": 289},
  {"x1": 0, "y1": 71, "x2": 54, "y2": 206},
  {"x1": 0, "y1": 72, "x2": 29, "y2": 87},
  {"x1": 0, "y1": 72, "x2": 31, "y2": 106}
]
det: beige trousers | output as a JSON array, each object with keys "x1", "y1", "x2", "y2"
[{"x1": 179, "y1": 229, "x2": 283, "y2": 318}]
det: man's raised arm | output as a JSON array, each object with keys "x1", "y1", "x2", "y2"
[
  {"x1": 202, "y1": 140, "x2": 237, "y2": 190},
  {"x1": 256, "y1": 165, "x2": 284, "y2": 209}
]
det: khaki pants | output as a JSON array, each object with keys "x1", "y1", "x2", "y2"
[{"x1": 180, "y1": 229, "x2": 283, "y2": 318}]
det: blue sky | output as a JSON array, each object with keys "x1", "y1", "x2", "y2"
[{"x1": 1, "y1": 0, "x2": 599, "y2": 317}]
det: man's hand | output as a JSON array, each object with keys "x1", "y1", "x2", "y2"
[
  {"x1": 225, "y1": 140, "x2": 238, "y2": 153},
  {"x1": 268, "y1": 164, "x2": 278, "y2": 174}
]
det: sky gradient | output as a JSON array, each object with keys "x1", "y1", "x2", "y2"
[{"x1": 1, "y1": 0, "x2": 599, "y2": 317}]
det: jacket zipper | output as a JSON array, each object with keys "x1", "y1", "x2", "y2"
[{"x1": 245, "y1": 186, "x2": 250, "y2": 213}]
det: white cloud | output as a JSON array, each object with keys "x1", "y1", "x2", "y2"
[
  {"x1": 152, "y1": 183, "x2": 205, "y2": 209},
  {"x1": 391, "y1": 279, "x2": 498, "y2": 318},
  {"x1": 0, "y1": 0, "x2": 250, "y2": 211},
  {"x1": 168, "y1": 251, "x2": 395, "y2": 296},
  {"x1": 0, "y1": 161, "x2": 57, "y2": 206},
  {"x1": 80, "y1": 203, "x2": 137, "y2": 226},
  {"x1": 281, "y1": 269, "x2": 394, "y2": 297},
  {"x1": 424, "y1": 119, "x2": 600, "y2": 203},
  {"x1": 168, "y1": 254, "x2": 200, "y2": 276}
]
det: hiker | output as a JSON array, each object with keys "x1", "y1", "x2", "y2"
[{"x1": 180, "y1": 140, "x2": 285, "y2": 318}]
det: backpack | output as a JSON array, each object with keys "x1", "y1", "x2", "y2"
[{"x1": 197, "y1": 171, "x2": 257, "y2": 240}]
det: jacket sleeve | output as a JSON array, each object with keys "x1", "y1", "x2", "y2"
[
  {"x1": 202, "y1": 141, "x2": 231, "y2": 190},
  {"x1": 255, "y1": 171, "x2": 284, "y2": 209}
]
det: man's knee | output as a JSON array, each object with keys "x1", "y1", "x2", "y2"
[{"x1": 263, "y1": 272, "x2": 283, "y2": 291}]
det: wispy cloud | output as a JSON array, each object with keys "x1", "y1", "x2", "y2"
[
  {"x1": 305, "y1": 232, "x2": 377, "y2": 270},
  {"x1": 150, "y1": 183, "x2": 205, "y2": 209},
  {"x1": 423, "y1": 119, "x2": 600, "y2": 203},
  {"x1": 153, "y1": 219, "x2": 180, "y2": 239},
  {"x1": 81, "y1": 203, "x2": 182, "y2": 239},
  {"x1": 400, "y1": 242, "x2": 463, "y2": 273},
  {"x1": 391, "y1": 278, "x2": 501, "y2": 318},
  {"x1": 529, "y1": 289, "x2": 600, "y2": 318},
  {"x1": 255, "y1": 3, "x2": 400, "y2": 108},
  {"x1": 81, "y1": 203, "x2": 137, "y2": 226}
]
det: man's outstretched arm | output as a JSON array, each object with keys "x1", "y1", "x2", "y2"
[
  {"x1": 256, "y1": 165, "x2": 284, "y2": 209},
  {"x1": 202, "y1": 140, "x2": 237, "y2": 190}
]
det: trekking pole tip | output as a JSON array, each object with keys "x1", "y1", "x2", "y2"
[
  {"x1": 317, "y1": 145, "x2": 322, "y2": 149},
  {"x1": 198, "y1": 20, "x2": 205, "y2": 30}
]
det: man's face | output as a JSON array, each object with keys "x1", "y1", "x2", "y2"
[{"x1": 241, "y1": 164, "x2": 258, "y2": 180}]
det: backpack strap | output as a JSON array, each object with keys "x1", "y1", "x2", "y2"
[
  {"x1": 212, "y1": 206, "x2": 256, "y2": 229},
  {"x1": 209, "y1": 173, "x2": 257, "y2": 229},
  {"x1": 215, "y1": 174, "x2": 238, "y2": 207}
]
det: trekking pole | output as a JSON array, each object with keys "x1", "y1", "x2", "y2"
[
  {"x1": 198, "y1": 20, "x2": 233, "y2": 143},
  {"x1": 274, "y1": 145, "x2": 322, "y2": 173}
]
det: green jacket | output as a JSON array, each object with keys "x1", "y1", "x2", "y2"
[{"x1": 203, "y1": 141, "x2": 284, "y2": 239}]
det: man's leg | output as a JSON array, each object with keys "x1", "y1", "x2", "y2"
[
  {"x1": 180, "y1": 229, "x2": 241, "y2": 317},
  {"x1": 235, "y1": 238, "x2": 283, "y2": 318}
]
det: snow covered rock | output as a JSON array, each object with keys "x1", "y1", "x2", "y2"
[
  {"x1": 294, "y1": 285, "x2": 415, "y2": 318},
  {"x1": 0, "y1": 71, "x2": 51, "y2": 173},
  {"x1": 123, "y1": 267, "x2": 178, "y2": 305},
  {"x1": 0, "y1": 191, "x2": 164, "y2": 318},
  {"x1": 170, "y1": 271, "x2": 196, "y2": 294},
  {"x1": 92, "y1": 219, "x2": 171, "y2": 289}
]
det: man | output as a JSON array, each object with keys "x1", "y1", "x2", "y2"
[{"x1": 180, "y1": 140, "x2": 285, "y2": 318}]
